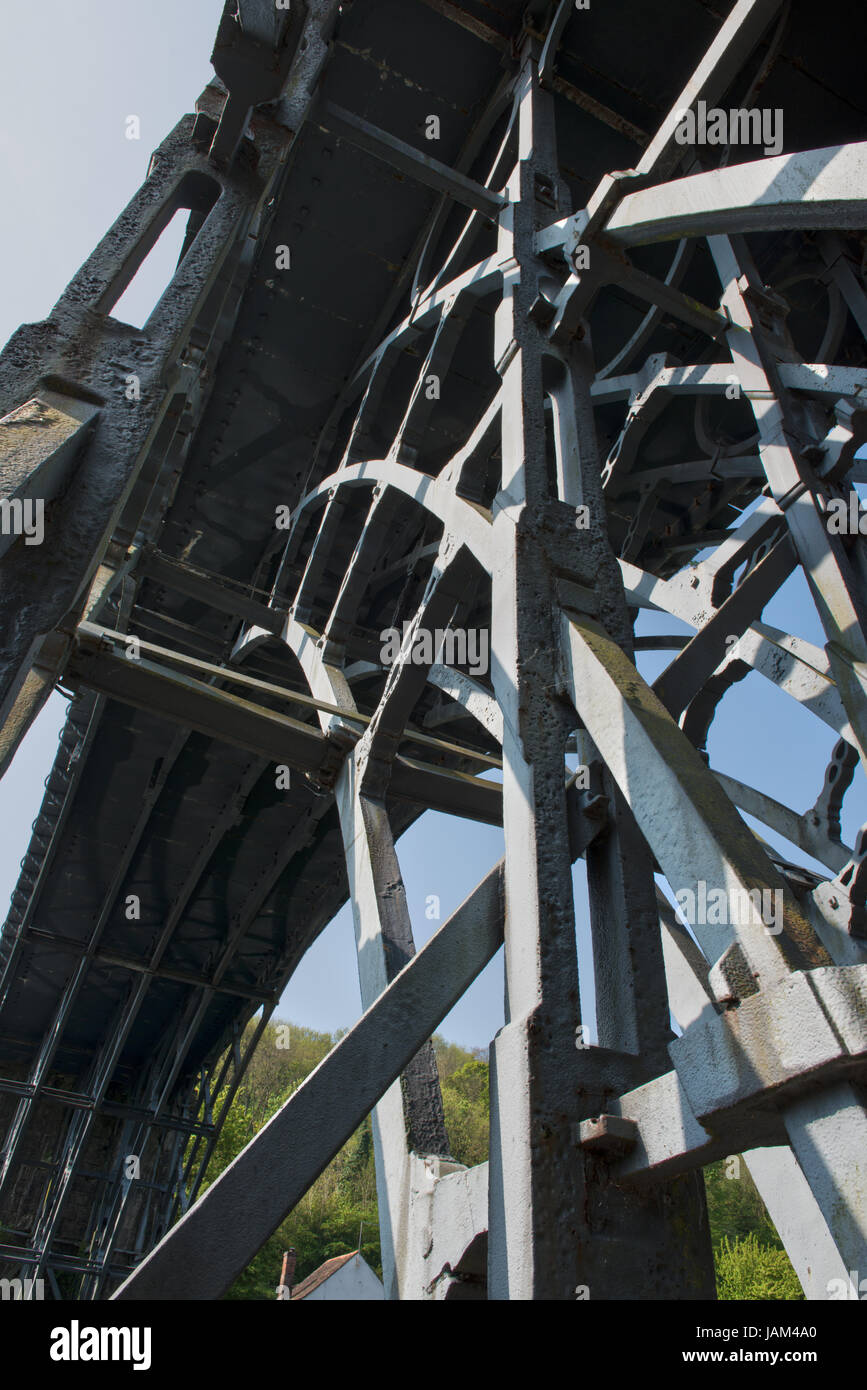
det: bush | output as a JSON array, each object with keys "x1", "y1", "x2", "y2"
[{"x1": 716, "y1": 1232, "x2": 804, "y2": 1301}]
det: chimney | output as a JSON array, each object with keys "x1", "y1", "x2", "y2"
[{"x1": 277, "y1": 1248, "x2": 297, "y2": 1300}]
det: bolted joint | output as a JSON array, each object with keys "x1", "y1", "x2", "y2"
[
  {"x1": 579, "y1": 790, "x2": 609, "y2": 822},
  {"x1": 191, "y1": 113, "x2": 219, "y2": 153},
  {"x1": 708, "y1": 942, "x2": 758, "y2": 1006},
  {"x1": 527, "y1": 293, "x2": 556, "y2": 328},
  {"x1": 533, "y1": 172, "x2": 557, "y2": 209},
  {"x1": 547, "y1": 294, "x2": 587, "y2": 347},
  {"x1": 578, "y1": 1114, "x2": 638, "y2": 1157},
  {"x1": 304, "y1": 729, "x2": 352, "y2": 796},
  {"x1": 32, "y1": 630, "x2": 73, "y2": 676}
]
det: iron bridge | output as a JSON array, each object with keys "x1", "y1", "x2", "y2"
[{"x1": 0, "y1": 0, "x2": 865, "y2": 1300}]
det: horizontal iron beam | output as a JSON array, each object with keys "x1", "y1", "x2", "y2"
[
  {"x1": 20, "y1": 925, "x2": 278, "y2": 1004},
  {"x1": 68, "y1": 630, "x2": 326, "y2": 773},
  {"x1": 0, "y1": 1077, "x2": 214, "y2": 1136},
  {"x1": 0, "y1": 1241, "x2": 131, "y2": 1281},
  {"x1": 67, "y1": 624, "x2": 505, "y2": 824},
  {"x1": 318, "y1": 100, "x2": 506, "y2": 218},
  {"x1": 416, "y1": 0, "x2": 510, "y2": 52},
  {"x1": 77, "y1": 620, "x2": 502, "y2": 768},
  {"x1": 141, "y1": 550, "x2": 284, "y2": 635},
  {"x1": 537, "y1": 143, "x2": 867, "y2": 256},
  {"x1": 608, "y1": 143, "x2": 867, "y2": 247}
]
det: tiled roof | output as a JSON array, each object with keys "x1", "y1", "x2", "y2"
[{"x1": 290, "y1": 1251, "x2": 358, "y2": 1300}]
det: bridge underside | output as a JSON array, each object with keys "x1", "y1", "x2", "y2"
[{"x1": 0, "y1": 0, "x2": 865, "y2": 1299}]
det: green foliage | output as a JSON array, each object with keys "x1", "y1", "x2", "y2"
[
  {"x1": 433, "y1": 1034, "x2": 487, "y2": 1082},
  {"x1": 442, "y1": 1059, "x2": 489, "y2": 1167},
  {"x1": 203, "y1": 1022, "x2": 333, "y2": 1183},
  {"x1": 703, "y1": 1158, "x2": 802, "y2": 1300},
  {"x1": 703, "y1": 1157, "x2": 781, "y2": 1249},
  {"x1": 715, "y1": 1232, "x2": 804, "y2": 1301}
]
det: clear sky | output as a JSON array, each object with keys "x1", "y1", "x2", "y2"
[{"x1": 0, "y1": 2, "x2": 863, "y2": 1053}]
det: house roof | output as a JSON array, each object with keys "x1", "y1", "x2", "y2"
[{"x1": 290, "y1": 1251, "x2": 358, "y2": 1300}]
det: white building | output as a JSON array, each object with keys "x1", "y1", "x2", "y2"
[{"x1": 289, "y1": 1251, "x2": 384, "y2": 1301}]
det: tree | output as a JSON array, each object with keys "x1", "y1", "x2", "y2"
[{"x1": 442, "y1": 1059, "x2": 489, "y2": 1167}]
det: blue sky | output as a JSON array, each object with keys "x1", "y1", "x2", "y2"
[{"x1": 0, "y1": 1, "x2": 863, "y2": 1052}]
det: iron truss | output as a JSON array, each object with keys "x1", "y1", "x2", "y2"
[{"x1": 0, "y1": 0, "x2": 865, "y2": 1299}]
